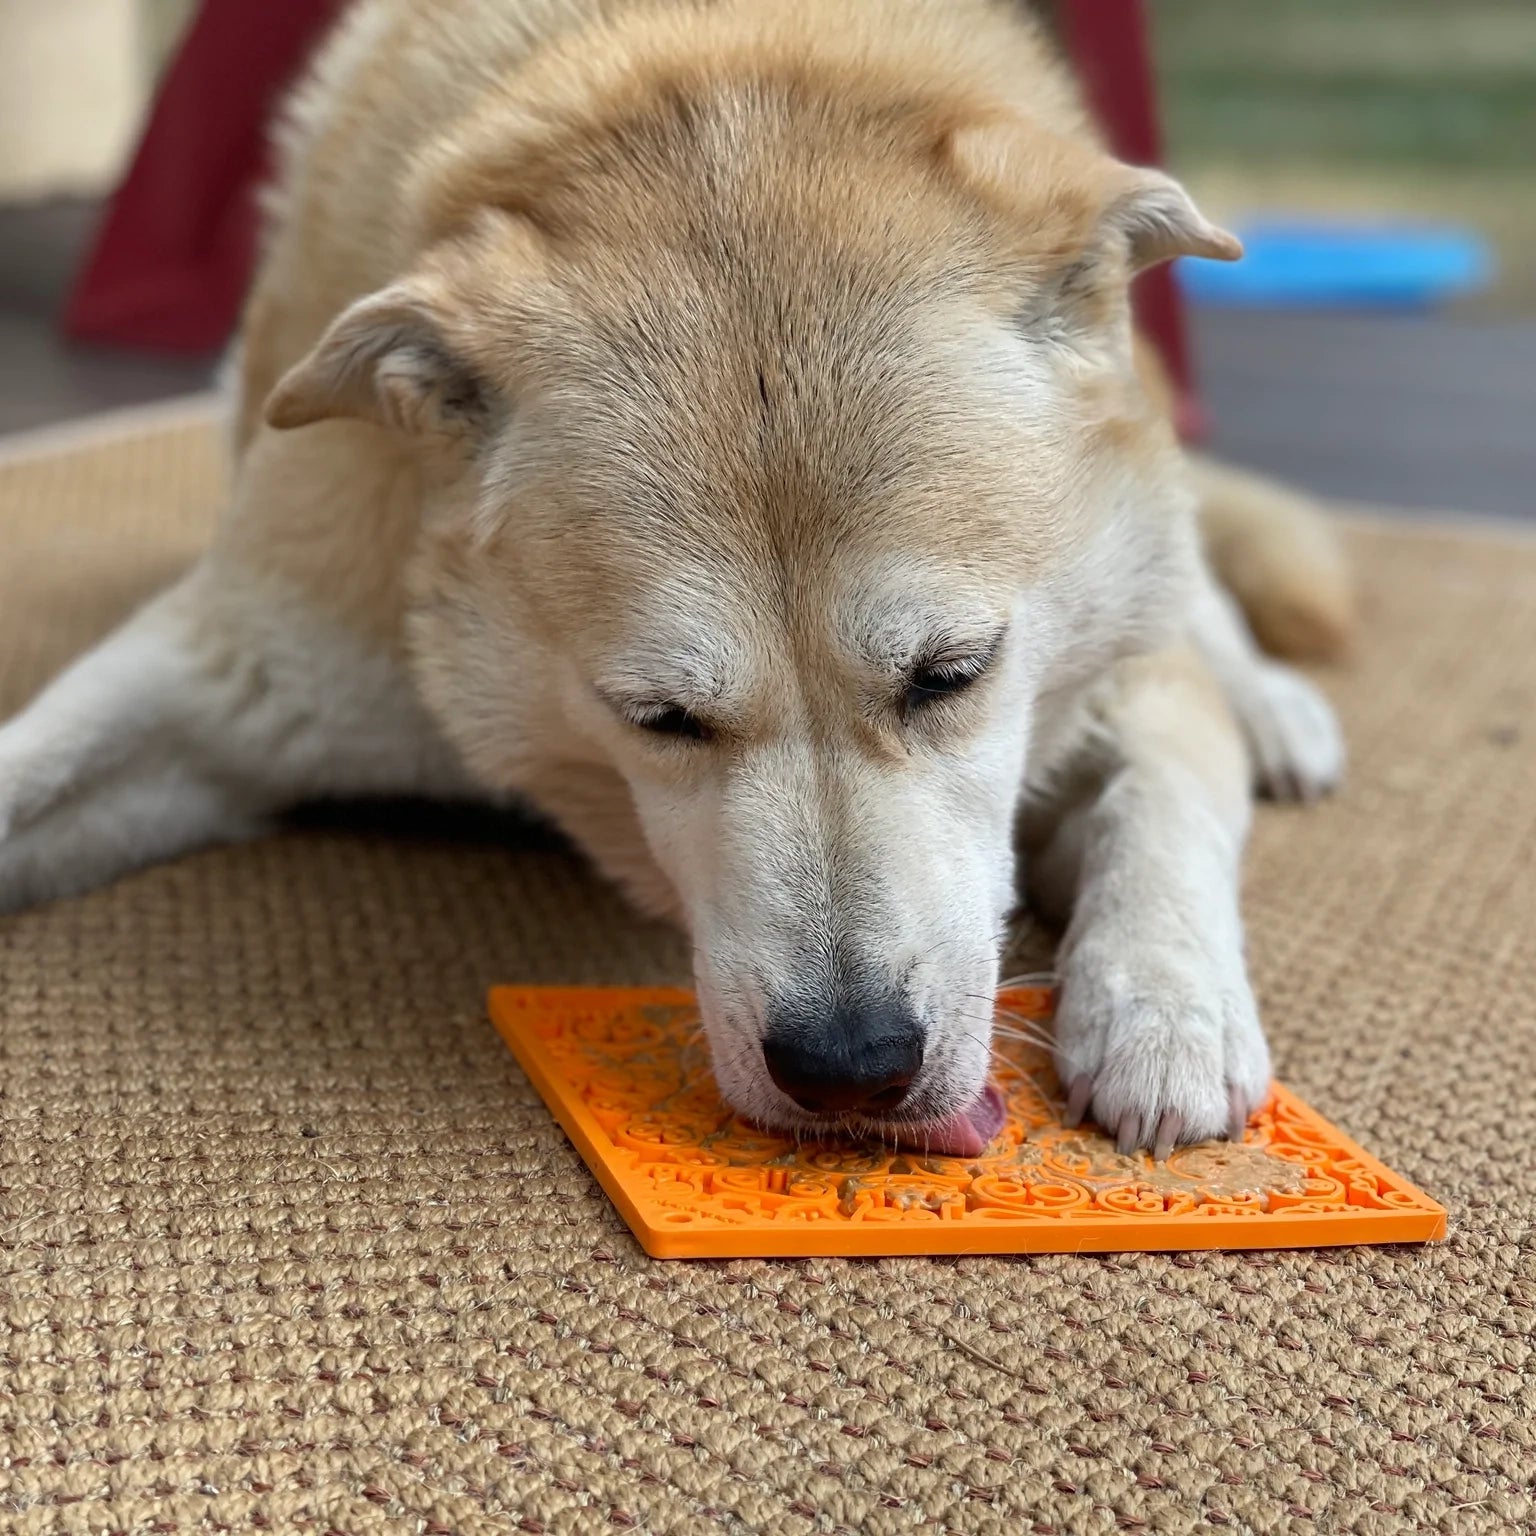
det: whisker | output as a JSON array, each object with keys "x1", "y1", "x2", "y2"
[
  {"x1": 992, "y1": 1026, "x2": 1058, "y2": 1053},
  {"x1": 998, "y1": 970, "x2": 1058, "y2": 990},
  {"x1": 994, "y1": 1017, "x2": 1058, "y2": 1048},
  {"x1": 997, "y1": 1002, "x2": 1057, "y2": 1030},
  {"x1": 944, "y1": 1012, "x2": 1063, "y2": 1112},
  {"x1": 946, "y1": 1002, "x2": 1057, "y2": 1054}
]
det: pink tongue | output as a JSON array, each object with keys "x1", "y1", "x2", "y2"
[{"x1": 891, "y1": 1083, "x2": 1007, "y2": 1157}]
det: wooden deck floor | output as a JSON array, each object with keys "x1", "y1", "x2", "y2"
[{"x1": 1194, "y1": 309, "x2": 1535, "y2": 522}]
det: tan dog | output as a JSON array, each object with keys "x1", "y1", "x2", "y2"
[{"x1": 0, "y1": 0, "x2": 1352, "y2": 1154}]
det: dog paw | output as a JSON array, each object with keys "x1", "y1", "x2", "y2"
[
  {"x1": 1231, "y1": 661, "x2": 1344, "y2": 803},
  {"x1": 1054, "y1": 941, "x2": 1271, "y2": 1156},
  {"x1": 0, "y1": 716, "x2": 57, "y2": 844},
  {"x1": 0, "y1": 757, "x2": 23, "y2": 845}
]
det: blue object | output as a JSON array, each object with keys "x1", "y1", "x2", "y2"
[{"x1": 1176, "y1": 219, "x2": 1493, "y2": 310}]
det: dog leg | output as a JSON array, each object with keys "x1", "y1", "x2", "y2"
[
  {"x1": 1025, "y1": 647, "x2": 1270, "y2": 1154},
  {"x1": 516, "y1": 760, "x2": 683, "y2": 925},
  {"x1": 1189, "y1": 561, "x2": 1345, "y2": 804},
  {"x1": 0, "y1": 561, "x2": 466, "y2": 912},
  {"x1": 1188, "y1": 453, "x2": 1355, "y2": 663}
]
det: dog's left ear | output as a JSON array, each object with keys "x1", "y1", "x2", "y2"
[
  {"x1": 1103, "y1": 165, "x2": 1242, "y2": 272},
  {"x1": 264, "y1": 276, "x2": 488, "y2": 437},
  {"x1": 947, "y1": 118, "x2": 1242, "y2": 274}
]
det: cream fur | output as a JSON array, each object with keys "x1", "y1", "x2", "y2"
[{"x1": 0, "y1": 0, "x2": 1350, "y2": 1151}]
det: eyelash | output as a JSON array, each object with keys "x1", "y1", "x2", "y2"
[
  {"x1": 903, "y1": 651, "x2": 996, "y2": 711},
  {"x1": 632, "y1": 704, "x2": 711, "y2": 741},
  {"x1": 621, "y1": 638, "x2": 1001, "y2": 739}
]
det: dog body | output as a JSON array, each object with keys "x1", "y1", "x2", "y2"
[{"x1": 0, "y1": 0, "x2": 1349, "y2": 1153}]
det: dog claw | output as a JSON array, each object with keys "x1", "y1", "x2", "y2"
[
  {"x1": 1064, "y1": 1073, "x2": 1093, "y2": 1128},
  {"x1": 1227, "y1": 1084, "x2": 1250, "y2": 1142},
  {"x1": 1059, "y1": 1076, "x2": 1247, "y2": 1156}
]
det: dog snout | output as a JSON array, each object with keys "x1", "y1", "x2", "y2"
[{"x1": 761, "y1": 994, "x2": 924, "y2": 1117}]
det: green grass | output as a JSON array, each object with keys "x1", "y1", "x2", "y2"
[
  {"x1": 1146, "y1": 0, "x2": 1536, "y2": 311},
  {"x1": 1153, "y1": 0, "x2": 1536, "y2": 170}
]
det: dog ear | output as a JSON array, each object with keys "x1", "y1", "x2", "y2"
[
  {"x1": 1104, "y1": 165, "x2": 1242, "y2": 272},
  {"x1": 946, "y1": 117, "x2": 1241, "y2": 275},
  {"x1": 264, "y1": 277, "x2": 489, "y2": 437}
]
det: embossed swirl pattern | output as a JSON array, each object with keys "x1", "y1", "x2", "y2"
[{"x1": 509, "y1": 990, "x2": 1436, "y2": 1232}]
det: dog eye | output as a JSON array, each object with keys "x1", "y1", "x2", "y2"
[
  {"x1": 904, "y1": 654, "x2": 991, "y2": 710},
  {"x1": 634, "y1": 704, "x2": 711, "y2": 741}
]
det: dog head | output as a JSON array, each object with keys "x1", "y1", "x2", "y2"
[{"x1": 265, "y1": 20, "x2": 1237, "y2": 1150}]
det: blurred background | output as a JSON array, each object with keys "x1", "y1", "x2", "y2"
[{"x1": 0, "y1": 0, "x2": 1531, "y2": 518}]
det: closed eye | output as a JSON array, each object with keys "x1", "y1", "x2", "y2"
[
  {"x1": 902, "y1": 636, "x2": 1003, "y2": 714},
  {"x1": 630, "y1": 703, "x2": 712, "y2": 741}
]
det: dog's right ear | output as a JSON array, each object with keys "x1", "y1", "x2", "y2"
[{"x1": 264, "y1": 276, "x2": 489, "y2": 437}]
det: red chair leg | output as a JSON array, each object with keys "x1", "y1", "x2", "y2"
[
  {"x1": 1054, "y1": 0, "x2": 1206, "y2": 441},
  {"x1": 63, "y1": 0, "x2": 342, "y2": 354}
]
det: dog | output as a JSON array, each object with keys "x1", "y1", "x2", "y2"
[{"x1": 0, "y1": 0, "x2": 1351, "y2": 1156}]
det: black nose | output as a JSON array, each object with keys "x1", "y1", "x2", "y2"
[{"x1": 761, "y1": 996, "x2": 924, "y2": 1117}]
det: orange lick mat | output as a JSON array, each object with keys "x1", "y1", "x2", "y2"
[{"x1": 489, "y1": 986, "x2": 1446, "y2": 1259}]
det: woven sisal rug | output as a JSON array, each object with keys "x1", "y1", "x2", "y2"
[{"x1": 2, "y1": 403, "x2": 1533, "y2": 1534}]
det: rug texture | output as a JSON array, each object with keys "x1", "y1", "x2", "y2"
[{"x1": 2, "y1": 409, "x2": 1533, "y2": 1535}]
